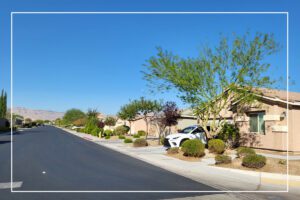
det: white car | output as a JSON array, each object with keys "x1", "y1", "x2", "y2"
[{"x1": 163, "y1": 125, "x2": 209, "y2": 149}]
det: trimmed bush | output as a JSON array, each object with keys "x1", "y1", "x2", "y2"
[
  {"x1": 105, "y1": 135, "x2": 110, "y2": 139},
  {"x1": 133, "y1": 138, "x2": 148, "y2": 147},
  {"x1": 218, "y1": 123, "x2": 240, "y2": 148},
  {"x1": 181, "y1": 139, "x2": 205, "y2": 157},
  {"x1": 242, "y1": 154, "x2": 266, "y2": 169},
  {"x1": 124, "y1": 138, "x2": 133, "y2": 143},
  {"x1": 160, "y1": 136, "x2": 165, "y2": 145},
  {"x1": 137, "y1": 130, "x2": 146, "y2": 136},
  {"x1": 133, "y1": 134, "x2": 140, "y2": 138},
  {"x1": 215, "y1": 155, "x2": 232, "y2": 164},
  {"x1": 103, "y1": 129, "x2": 113, "y2": 137},
  {"x1": 208, "y1": 139, "x2": 225, "y2": 154},
  {"x1": 167, "y1": 147, "x2": 179, "y2": 154},
  {"x1": 237, "y1": 147, "x2": 256, "y2": 158},
  {"x1": 118, "y1": 135, "x2": 126, "y2": 139},
  {"x1": 114, "y1": 125, "x2": 130, "y2": 135}
]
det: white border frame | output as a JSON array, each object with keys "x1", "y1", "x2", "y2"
[{"x1": 10, "y1": 11, "x2": 289, "y2": 193}]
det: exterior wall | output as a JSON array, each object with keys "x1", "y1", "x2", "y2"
[
  {"x1": 177, "y1": 118, "x2": 197, "y2": 130},
  {"x1": 236, "y1": 100, "x2": 300, "y2": 152}
]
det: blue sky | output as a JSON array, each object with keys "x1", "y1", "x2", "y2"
[{"x1": 0, "y1": 0, "x2": 299, "y2": 114}]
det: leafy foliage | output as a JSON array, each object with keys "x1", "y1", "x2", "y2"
[
  {"x1": 63, "y1": 109, "x2": 86, "y2": 125},
  {"x1": 236, "y1": 147, "x2": 256, "y2": 158},
  {"x1": 73, "y1": 118, "x2": 87, "y2": 127},
  {"x1": 0, "y1": 89, "x2": 7, "y2": 119},
  {"x1": 242, "y1": 154, "x2": 266, "y2": 169},
  {"x1": 124, "y1": 138, "x2": 133, "y2": 143},
  {"x1": 181, "y1": 139, "x2": 205, "y2": 157},
  {"x1": 217, "y1": 123, "x2": 240, "y2": 148},
  {"x1": 143, "y1": 33, "x2": 280, "y2": 137},
  {"x1": 215, "y1": 155, "x2": 232, "y2": 164},
  {"x1": 208, "y1": 139, "x2": 226, "y2": 154},
  {"x1": 137, "y1": 130, "x2": 146, "y2": 136},
  {"x1": 133, "y1": 138, "x2": 148, "y2": 147},
  {"x1": 133, "y1": 134, "x2": 140, "y2": 138},
  {"x1": 114, "y1": 125, "x2": 130, "y2": 135},
  {"x1": 103, "y1": 129, "x2": 113, "y2": 136},
  {"x1": 104, "y1": 116, "x2": 117, "y2": 127},
  {"x1": 118, "y1": 135, "x2": 126, "y2": 139}
]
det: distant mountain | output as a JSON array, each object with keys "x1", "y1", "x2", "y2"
[{"x1": 9, "y1": 107, "x2": 64, "y2": 121}]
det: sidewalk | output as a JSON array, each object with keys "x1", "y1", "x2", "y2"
[{"x1": 60, "y1": 127, "x2": 300, "y2": 193}]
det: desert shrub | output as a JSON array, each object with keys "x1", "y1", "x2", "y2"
[
  {"x1": 278, "y1": 160, "x2": 287, "y2": 165},
  {"x1": 208, "y1": 139, "x2": 225, "y2": 154},
  {"x1": 137, "y1": 130, "x2": 146, "y2": 136},
  {"x1": 114, "y1": 125, "x2": 130, "y2": 135},
  {"x1": 237, "y1": 147, "x2": 256, "y2": 158},
  {"x1": 160, "y1": 136, "x2": 165, "y2": 145},
  {"x1": 167, "y1": 147, "x2": 179, "y2": 154},
  {"x1": 133, "y1": 134, "x2": 140, "y2": 138},
  {"x1": 181, "y1": 139, "x2": 205, "y2": 157},
  {"x1": 215, "y1": 155, "x2": 232, "y2": 164},
  {"x1": 103, "y1": 129, "x2": 113, "y2": 137},
  {"x1": 217, "y1": 123, "x2": 240, "y2": 148},
  {"x1": 118, "y1": 135, "x2": 126, "y2": 139},
  {"x1": 124, "y1": 138, "x2": 133, "y2": 143},
  {"x1": 242, "y1": 154, "x2": 266, "y2": 169},
  {"x1": 91, "y1": 127, "x2": 100, "y2": 137},
  {"x1": 105, "y1": 135, "x2": 111, "y2": 139},
  {"x1": 133, "y1": 138, "x2": 148, "y2": 147},
  {"x1": 84, "y1": 117, "x2": 99, "y2": 134}
]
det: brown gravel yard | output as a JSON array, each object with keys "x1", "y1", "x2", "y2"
[
  {"x1": 215, "y1": 157, "x2": 300, "y2": 175},
  {"x1": 166, "y1": 150, "x2": 202, "y2": 162}
]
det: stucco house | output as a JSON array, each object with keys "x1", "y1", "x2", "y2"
[{"x1": 231, "y1": 89, "x2": 300, "y2": 152}]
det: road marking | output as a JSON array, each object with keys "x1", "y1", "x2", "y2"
[{"x1": 0, "y1": 181, "x2": 23, "y2": 189}]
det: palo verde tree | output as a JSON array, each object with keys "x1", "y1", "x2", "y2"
[
  {"x1": 104, "y1": 116, "x2": 117, "y2": 128},
  {"x1": 143, "y1": 32, "x2": 280, "y2": 138},
  {"x1": 117, "y1": 102, "x2": 138, "y2": 134},
  {"x1": 0, "y1": 89, "x2": 7, "y2": 118}
]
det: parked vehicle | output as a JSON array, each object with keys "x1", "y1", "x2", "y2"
[{"x1": 163, "y1": 125, "x2": 209, "y2": 149}]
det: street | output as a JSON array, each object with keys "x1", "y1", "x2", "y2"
[{"x1": 0, "y1": 126, "x2": 220, "y2": 199}]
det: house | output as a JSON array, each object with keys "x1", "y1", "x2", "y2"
[{"x1": 230, "y1": 89, "x2": 300, "y2": 152}]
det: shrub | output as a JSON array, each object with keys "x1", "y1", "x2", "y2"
[
  {"x1": 105, "y1": 135, "x2": 111, "y2": 139},
  {"x1": 181, "y1": 139, "x2": 205, "y2": 157},
  {"x1": 118, "y1": 135, "x2": 126, "y2": 139},
  {"x1": 278, "y1": 160, "x2": 287, "y2": 165},
  {"x1": 237, "y1": 147, "x2": 256, "y2": 158},
  {"x1": 133, "y1": 134, "x2": 140, "y2": 138},
  {"x1": 242, "y1": 154, "x2": 266, "y2": 169},
  {"x1": 91, "y1": 127, "x2": 100, "y2": 137},
  {"x1": 167, "y1": 147, "x2": 179, "y2": 154},
  {"x1": 218, "y1": 123, "x2": 240, "y2": 148},
  {"x1": 133, "y1": 138, "x2": 148, "y2": 147},
  {"x1": 208, "y1": 139, "x2": 225, "y2": 154},
  {"x1": 114, "y1": 125, "x2": 130, "y2": 135},
  {"x1": 160, "y1": 136, "x2": 165, "y2": 145},
  {"x1": 103, "y1": 129, "x2": 113, "y2": 137},
  {"x1": 215, "y1": 155, "x2": 232, "y2": 164},
  {"x1": 137, "y1": 130, "x2": 146, "y2": 136},
  {"x1": 124, "y1": 138, "x2": 133, "y2": 143}
]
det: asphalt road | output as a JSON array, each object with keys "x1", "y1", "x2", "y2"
[{"x1": 0, "y1": 126, "x2": 218, "y2": 199}]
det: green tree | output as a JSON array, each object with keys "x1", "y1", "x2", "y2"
[
  {"x1": 133, "y1": 97, "x2": 162, "y2": 139},
  {"x1": 0, "y1": 89, "x2": 7, "y2": 118},
  {"x1": 117, "y1": 102, "x2": 138, "y2": 134},
  {"x1": 62, "y1": 108, "x2": 86, "y2": 125},
  {"x1": 104, "y1": 116, "x2": 117, "y2": 127},
  {"x1": 84, "y1": 108, "x2": 100, "y2": 136},
  {"x1": 144, "y1": 33, "x2": 279, "y2": 137}
]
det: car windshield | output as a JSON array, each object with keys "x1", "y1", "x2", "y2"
[{"x1": 180, "y1": 126, "x2": 196, "y2": 134}]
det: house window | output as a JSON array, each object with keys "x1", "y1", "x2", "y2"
[{"x1": 249, "y1": 112, "x2": 265, "y2": 134}]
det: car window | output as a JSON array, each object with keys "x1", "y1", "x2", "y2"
[
  {"x1": 180, "y1": 126, "x2": 195, "y2": 134},
  {"x1": 192, "y1": 128, "x2": 204, "y2": 134}
]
